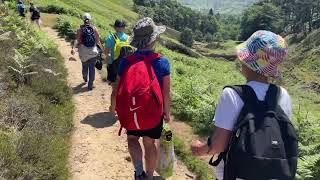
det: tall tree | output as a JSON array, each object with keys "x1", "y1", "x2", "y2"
[
  {"x1": 209, "y1": 8, "x2": 214, "y2": 16},
  {"x1": 240, "y1": 2, "x2": 284, "y2": 40}
]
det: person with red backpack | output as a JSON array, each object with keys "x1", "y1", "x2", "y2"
[
  {"x1": 71, "y1": 13, "x2": 103, "y2": 91},
  {"x1": 115, "y1": 17, "x2": 171, "y2": 180},
  {"x1": 191, "y1": 31, "x2": 298, "y2": 180}
]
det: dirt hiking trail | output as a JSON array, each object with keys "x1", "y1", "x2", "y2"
[{"x1": 43, "y1": 27, "x2": 194, "y2": 180}]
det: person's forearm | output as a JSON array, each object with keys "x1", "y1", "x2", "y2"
[
  {"x1": 104, "y1": 48, "x2": 110, "y2": 60},
  {"x1": 97, "y1": 40, "x2": 103, "y2": 50},
  {"x1": 163, "y1": 88, "x2": 171, "y2": 118},
  {"x1": 72, "y1": 40, "x2": 78, "y2": 49},
  {"x1": 162, "y1": 76, "x2": 171, "y2": 118},
  {"x1": 207, "y1": 128, "x2": 232, "y2": 155}
]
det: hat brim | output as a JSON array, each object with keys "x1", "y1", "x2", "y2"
[
  {"x1": 149, "y1": 25, "x2": 166, "y2": 44},
  {"x1": 131, "y1": 25, "x2": 166, "y2": 48},
  {"x1": 236, "y1": 42, "x2": 281, "y2": 77}
]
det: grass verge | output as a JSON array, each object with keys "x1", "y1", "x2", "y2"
[
  {"x1": 0, "y1": 4, "x2": 74, "y2": 179},
  {"x1": 174, "y1": 137, "x2": 215, "y2": 180}
]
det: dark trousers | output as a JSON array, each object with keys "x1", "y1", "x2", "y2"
[{"x1": 82, "y1": 58, "x2": 96, "y2": 89}]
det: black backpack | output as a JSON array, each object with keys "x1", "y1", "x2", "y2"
[
  {"x1": 95, "y1": 49, "x2": 103, "y2": 71},
  {"x1": 222, "y1": 85, "x2": 298, "y2": 180},
  {"x1": 81, "y1": 25, "x2": 96, "y2": 47},
  {"x1": 32, "y1": 8, "x2": 40, "y2": 19}
]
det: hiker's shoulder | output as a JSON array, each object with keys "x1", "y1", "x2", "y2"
[
  {"x1": 92, "y1": 25, "x2": 99, "y2": 31},
  {"x1": 122, "y1": 33, "x2": 129, "y2": 39},
  {"x1": 153, "y1": 55, "x2": 170, "y2": 67},
  {"x1": 278, "y1": 86, "x2": 292, "y2": 105},
  {"x1": 222, "y1": 86, "x2": 242, "y2": 99},
  {"x1": 105, "y1": 34, "x2": 115, "y2": 43},
  {"x1": 155, "y1": 54, "x2": 169, "y2": 62},
  {"x1": 279, "y1": 86, "x2": 290, "y2": 97},
  {"x1": 217, "y1": 86, "x2": 244, "y2": 106}
]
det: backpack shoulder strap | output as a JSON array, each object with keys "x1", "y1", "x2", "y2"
[
  {"x1": 127, "y1": 53, "x2": 161, "y2": 63},
  {"x1": 144, "y1": 53, "x2": 161, "y2": 62},
  {"x1": 224, "y1": 85, "x2": 259, "y2": 108},
  {"x1": 110, "y1": 32, "x2": 120, "y2": 42},
  {"x1": 265, "y1": 84, "x2": 281, "y2": 111},
  {"x1": 127, "y1": 54, "x2": 138, "y2": 63}
]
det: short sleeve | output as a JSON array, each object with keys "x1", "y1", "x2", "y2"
[
  {"x1": 105, "y1": 35, "x2": 114, "y2": 49},
  {"x1": 278, "y1": 87, "x2": 293, "y2": 120},
  {"x1": 117, "y1": 58, "x2": 131, "y2": 76},
  {"x1": 214, "y1": 88, "x2": 244, "y2": 131},
  {"x1": 160, "y1": 57, "x2": 170, "y2": 76}
]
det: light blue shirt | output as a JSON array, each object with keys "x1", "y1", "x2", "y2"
[
  {"x1": 17, "y1": 3, "x2": 25, "y2": 13},
  {"x1": 105, "y1": 32, "x2": 129, "y2": 64}
]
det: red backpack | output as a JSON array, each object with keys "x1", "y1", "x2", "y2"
[{"x1": 116, "y1": 53, "x2": 163, "y2": 133}]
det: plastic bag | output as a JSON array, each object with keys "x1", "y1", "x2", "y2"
[{"x1": 156, "y1": 123, "x2": 175, "y2": 179}]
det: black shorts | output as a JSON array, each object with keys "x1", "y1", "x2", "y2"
[
  {"x1": 107, "y1": 59, "x2": 121, "y2": 83},
  {"x1": 127, "y1": 120, "x2": 163, "y2": 139},
  {"x1": 31, "y1": 17, "x2": 40, "y2": 21}
]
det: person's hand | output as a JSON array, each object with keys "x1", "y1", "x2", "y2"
[
  {"x1": 101, "y1": 53, "x2": 107, "y2": 61},
  {"x1": 164, "y1": 112, "x2": 171, "y2": 123},
  {"x1": 71, "y1": 49, "x2": 75, "y2": 55},
  {"x1": 191, "y1": 140, "x2": 209, "y2": 156}
]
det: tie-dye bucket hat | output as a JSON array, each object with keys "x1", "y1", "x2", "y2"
[{"x1": 236, "y1": 30, "x2": 288, "y2": 77}]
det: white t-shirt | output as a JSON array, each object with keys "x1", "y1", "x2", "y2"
[{"x1": 213, "y1": 81, "x2": 292, "y2": 180}]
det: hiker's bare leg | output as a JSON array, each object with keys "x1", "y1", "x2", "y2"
[
  {"x1": 36, "y1": 19, "x2": 41, "y2": 29},
  {"x1": 127, "y1": 135, "x2": 144, "y2": 174},
  {"x1": 143, "y1": 136, "x2": 157, "y2": 178},
  {"x1": 109, "y1": 83, "x2": 116, "y2": 112}
]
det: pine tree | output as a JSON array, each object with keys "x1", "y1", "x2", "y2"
[{"x1": 209, "y1": 8, "x2": 214, "y2": 16}]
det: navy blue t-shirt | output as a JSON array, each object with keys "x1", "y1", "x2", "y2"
[{"x1": 118, "y1": 50, "x2": 170, "y2": 87}]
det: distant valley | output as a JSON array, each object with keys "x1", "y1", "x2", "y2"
[{"x1": 178, "y1": 0, "x2": 260, "y2": 14}]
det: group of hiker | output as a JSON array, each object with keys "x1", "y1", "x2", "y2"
[
  {"x1": 71, "y1": 14, "x2": 171, "y2": 179},
  {"x1": 17, "y1": 0, "x2": 41, "y2": 28},
  {"x1": 72, "y1": 12, "x2": 298, "y2": 180},
  {"x1": 9, "y1": 0, "x2": 293, "y2": 174}
]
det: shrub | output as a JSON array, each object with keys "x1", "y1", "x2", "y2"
[{"x1": 180, "y1": 28, "x2": 194, "y2": 47}]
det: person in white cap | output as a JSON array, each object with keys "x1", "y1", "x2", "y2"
[{"x1": 71, "y1": 13, "x2": 103, "y2": 90}]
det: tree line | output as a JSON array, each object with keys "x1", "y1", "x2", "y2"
[
  {"x1": 133, "y1": 0, "x2": 320, "y2": 46},
  {"x1": 240, "y1": 0, "x2": 320, "y2": 40},
  {"x1": 133, "y1": 0, "x2": 240, "y2": 46}
]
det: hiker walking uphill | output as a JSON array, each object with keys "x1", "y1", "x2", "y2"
[
  {"x1": 191, "y1": 31, "x2": 298, "y2": 180},
  {"x1": 105, "y1": 19, "x2": 130, "y2": 113},
  {"x1": 71, "y1": 13, "x2": 103, "y2": 91},
  {"x1": 17, "y1": 0, "x2": 25, "y2": 17},
  {"x1": 115, "y1": 17, "x2": 171, "y2": 180},
  {"x1": 29, "y1": 2, "x2": 41, "y2": 28}
]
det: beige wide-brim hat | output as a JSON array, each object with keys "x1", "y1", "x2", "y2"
[{"x1": 130, "y1": 17, "x2": 166, "y2": 49}]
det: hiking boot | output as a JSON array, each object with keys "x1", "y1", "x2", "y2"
[{"x1": 134, "y1": 171, "x2": 147, "y2": 180}]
